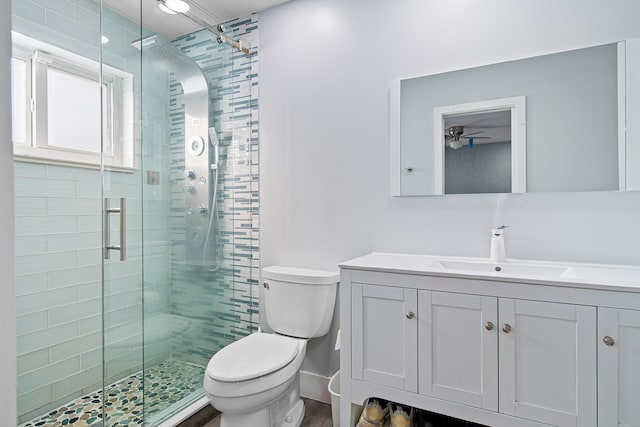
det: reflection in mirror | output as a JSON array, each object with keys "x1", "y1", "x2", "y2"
[
  {"x1": 444, "y1": 110, "x2": 512, "y2": 194},
  {"x1": 433, "y1": 96, "x2": 526, "y2": 195},
  {"x1": 390, "y1": 40, "x2": 640, "y2": 196}
]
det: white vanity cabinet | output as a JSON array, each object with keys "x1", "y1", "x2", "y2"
[
  {"x1": 351, "y1": 283, "x2": 417, "y2": 392},
  {"x1": 340, "y1": 255, "x2": 640, "y2": 427},
  {"x1": 352, "y1": 286, "x2": 596, "y2": 426},
  {"x1": 498, "y1": 299, "x2": 596, "y2": 426},
  {"x1": 417, "y1": 291, "x2": 498, "y2": 411},
  {"x1": 417, "y1": 293, "x2": 597, "y2": 424},
  {"x1": 597, "y1": 308, "x2": 640, "y2": 427}
]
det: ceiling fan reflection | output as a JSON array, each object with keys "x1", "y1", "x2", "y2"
[{"x1": 445, "y1": 125, "x2": 491, "y2": 149}]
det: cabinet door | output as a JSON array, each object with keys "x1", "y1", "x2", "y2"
[
  {"x1": 598, "y1": 308, "x2": 640, "y2": 427},
  {"x1": 499, "y1": 299, "x2": 597, "y2": 427},
  {"x1": 418, "y1": 291, "x2": 498, "y2": 411},
  {"x1": 351, "y1": 283, "x2": 417, "y2": 392}
]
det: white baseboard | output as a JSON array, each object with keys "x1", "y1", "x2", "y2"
[{"x1": 300, "y1": 370, "x2": 331, "y2": 404}]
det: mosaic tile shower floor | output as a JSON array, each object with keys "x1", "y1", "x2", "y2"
[{"x1": 20, "y1": 360, "x2": 206, "y2": 427}]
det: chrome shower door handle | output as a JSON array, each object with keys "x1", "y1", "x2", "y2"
[{"x1": 104, "y1": 198, "x2": 127, "y2": 261}]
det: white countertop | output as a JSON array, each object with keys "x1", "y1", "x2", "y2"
[{"x1": 339, "y1": 252, "x2": 640, "y2": 292}]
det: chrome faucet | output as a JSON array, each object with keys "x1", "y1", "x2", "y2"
[{"x1": 490, "y1": 224, "x2": 510, "y2": 263}]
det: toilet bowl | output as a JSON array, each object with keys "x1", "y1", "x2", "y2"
[
  {"x1": 204, "y1": 333, "x2": 308, "y2": 426},
  {"x1": 204, "y1": 266, "x2": 339, "y2": 427}
]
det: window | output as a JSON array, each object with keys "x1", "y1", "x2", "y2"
[
  {"x1": 10, "y1": 57, "x2": 28, "y2": 144},
  {"x1": 47, "y1": 67, "x2": 103, "y2": 153},
  {"x1": 11, "y1": 33, "x2": 134, "y2": 169}
]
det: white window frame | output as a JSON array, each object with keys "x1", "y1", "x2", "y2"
[{"x1": 12, "y1": 32, "x2": 134, "y2": 170}]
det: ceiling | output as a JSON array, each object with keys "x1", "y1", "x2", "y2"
[
  {"x1": 102, "y1": 0, "x2": 290, "y2": 40},
  {"x1": 444, "y1": 110, "x2": 512, "y2": 145}
]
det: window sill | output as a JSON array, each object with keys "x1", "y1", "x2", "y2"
[{"x1": 14, "y1": 147, "x2": 136, "y2": 173}]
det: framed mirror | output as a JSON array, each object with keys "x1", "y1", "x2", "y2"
[{"x1": 390, "y1": 39, "x2": 640, "y2": 196}]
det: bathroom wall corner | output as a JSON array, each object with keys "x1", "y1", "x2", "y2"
[
  {"x1": 1, "y1": 6, "x2": 17, "y2": 426},
  {"x1": 300, "y1": 371, "x2": 331, "y2": 404}
]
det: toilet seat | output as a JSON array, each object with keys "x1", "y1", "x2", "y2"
[{"x1": 206, "y1": 333, "x2": 300, "y2": 382}]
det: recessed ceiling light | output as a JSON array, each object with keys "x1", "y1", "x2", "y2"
[
  {"x1": 158, "y1": 1, "x2": 177, "y2": 14},
  {"x1": 165, "y1": 0, "x2": 190, "y2": 13}
]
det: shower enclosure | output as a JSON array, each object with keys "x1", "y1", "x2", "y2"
[{"x1": 12, "y1": 0, "x2": 259, "y2": 425}]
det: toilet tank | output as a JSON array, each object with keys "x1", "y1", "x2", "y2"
[{"x1": 262, "y1": 266, "x2": 338, "y2": 339}]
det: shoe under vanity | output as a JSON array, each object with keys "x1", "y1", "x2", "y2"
[
  {"x1": 355, "y1": 398, "x2": 485, "y2": 427},
  {"x1": 339, "y1": 252, "x2": 640, "y2": 427}
]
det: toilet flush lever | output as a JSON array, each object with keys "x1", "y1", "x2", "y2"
[{"x1": 263, "y1": 282, "x2": 269, "y2": 289}]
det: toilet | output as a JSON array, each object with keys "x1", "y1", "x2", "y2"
[{"x1": 204, "y1": 266, "x2": 339, "y2": 427}]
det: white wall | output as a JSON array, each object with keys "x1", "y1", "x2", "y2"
[
  {"x1": 259, "y1": 0, "x2": 640, "y2": 377},
  {"x1": 1, "y1": 7, "x2": 17, "y2": 426}
]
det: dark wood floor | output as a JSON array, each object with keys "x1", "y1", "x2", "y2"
[
  {"x1": 299, "y1": 398, "x2": 333, "y2": 427},
  {"x1": 203, "y1": 398, "x2": 333, "y2": 427}
]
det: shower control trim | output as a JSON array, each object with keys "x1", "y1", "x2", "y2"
[
  {"x1": 187, "y1": 135, "x2": 206, "y2": 156},
  {"x1": 134, "y1": 34, "x2": 214, "y2": 261}
]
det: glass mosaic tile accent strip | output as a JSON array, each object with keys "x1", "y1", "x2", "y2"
[
  {"x1": 19, "y1": 360, "x2": 205, "y2": 427},
  {"x1": 168, "y1": 13, "x2": 260, "y2": 368}
]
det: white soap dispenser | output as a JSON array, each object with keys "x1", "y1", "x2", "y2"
[{"x1": 490, "y1": 224, "x2": 510, "y2": 263}]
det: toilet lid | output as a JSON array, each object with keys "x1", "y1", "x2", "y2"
[{"x1": 206, "y1": 333, "x2": 300, "y2": 382}]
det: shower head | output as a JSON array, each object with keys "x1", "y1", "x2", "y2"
[
  {"x1": 208, "y1": 127, "x2": 219, "y2": 146},
  {"x1": 131, "y1": 34, "x2": 207, "y2": 95},
  {"x1": 209, "y1": 127, "x2": 219, "y2": 167},
  {"x1": 132, "y1": 35, "x2": 185, "y2": 68},
  {"x1": 131, "y1": 34, "x2": 156, "y2": 50}
]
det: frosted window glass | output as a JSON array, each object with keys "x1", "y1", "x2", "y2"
[
  {"x1": 11, "y1": 58, "x2": 27, "y2": 144},
  {"x1": 47, "y1": 68, "x2": 101, "y2": 153}
]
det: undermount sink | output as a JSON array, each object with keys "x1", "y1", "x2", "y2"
[{"x1": 434, "y1": 260, "x2": 568, "y2": 278}]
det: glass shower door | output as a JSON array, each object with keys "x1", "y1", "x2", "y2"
[
  {"x1": 138, "y1": 26, "x2": 259, "y2": 423},
  {"x1": 12, "y1": 0, "x2": 140, "y2": 424},
  {"x1": 13, "y1": 0, "x2": 257, "y2": 424},
  {"x1": 100, "y1": 1, "x2": 145, "y2": 424},
  {"x1": 101, "y1": 181, "x2": 144, "y2": 426},
  {"x1": 138, "y1": 28, "x2": 231, "y2": 423}
]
